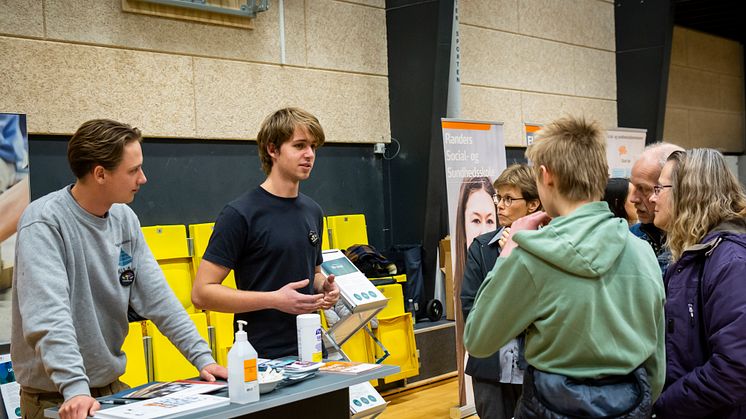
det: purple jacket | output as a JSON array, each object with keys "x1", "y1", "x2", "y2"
[{"x1": 654, "y1": 218, "x2": 746, "y2": 418}]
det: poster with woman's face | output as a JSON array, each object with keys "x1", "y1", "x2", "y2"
[
  {"x1": 441, "y1": 120, "x2": 506, "y2": 287},
  {"x1": 0, "y1": 113, "x2": 29, "y2": 344}
]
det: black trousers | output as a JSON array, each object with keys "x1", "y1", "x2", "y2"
[{"x1": 473, "y1": 378, "x2": 522, "y2": 419}]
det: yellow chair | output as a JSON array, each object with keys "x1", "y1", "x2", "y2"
[
  {"x1": 142, "y1": 225, "x2": 195, "y2": 313},
  {"x1": 159, "y1": 260, "x2": 195, "y2": 313},
  {"x1": 326, "y1": 214, "x2": 369, "y2": 251},
  {"x1": 120, "y1": 321, "x2": 148, "y2": 387},
  {"x1": 374, "y1": 313, "x2": 419, "y2": 383},
  {"x1": 321, "y1": 217, "x2": 331, "y2": 251},
  {"x1": 207, "y1": 311, "x2": 235, "y2": 367},
  {"x1": 146, "y1": 312, "x2": 210, "y2": 382},
  {"x1": 189, "y1": 223, "x2": 237, "y2": 289},
  {"x1": 141, "y1": 225, "x2": 189, "y2": 260}
]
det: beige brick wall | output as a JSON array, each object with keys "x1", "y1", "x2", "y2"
[
  {"x1": 0, "y1": 0, "x2": 389, "y2": 143},
  {"x1": 461, "y1": 0, "x2": 617, "y2": 147},
  {"x1": 663, "y1": 26, "x2": 745, "y2": 153}
]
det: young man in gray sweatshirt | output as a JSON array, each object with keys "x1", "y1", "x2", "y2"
[{"x1": 11, "y1": 119, "x2": 227, "y2": 419}]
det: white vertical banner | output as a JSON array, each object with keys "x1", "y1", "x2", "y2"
[
  {"x1": 441, "y1": 119, "x2": 506, "y2": 414},
  {"x1": 606, "y1": 128, "x2": 647, "y2": 178}
]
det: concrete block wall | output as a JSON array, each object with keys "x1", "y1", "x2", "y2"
[
  {"x1": 0, "y1": 0, "x2": 390, "y2": 143},
  {"x1": 663, "y1": 26, "x2": 745, "y2": 153},
  {"x1": 460, "y1": 0, "x2": 618, "y2": 147}
]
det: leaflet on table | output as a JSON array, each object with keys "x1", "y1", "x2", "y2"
[
  {"x1": 348, "y1": 382, "x2": 386, "y2": 415},
  {"x1": 283, "y1": 360, "x2": 324, "y2": 374},
  {"x1": 320, "y1": 361, "x2": 382, "y2": 375},
  {"x1": 94, "y1": 394, "x2": 229, "y2": 419},
  {"x1": 123, "y1": 380, "x2": 226, "y2": 399},
  {"x1": 321, "y1": 249, "x2": 388, "y2": 312},
  {"x1": 1, "y1": 353, "x2": 21, "y2": 419},
  {"x1": 257, "y1": 358, "x2": 321, "y2": 385}
]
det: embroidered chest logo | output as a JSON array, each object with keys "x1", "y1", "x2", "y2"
[{"x1": 118, "y1": 249, "x2": 135, "y2": 286}]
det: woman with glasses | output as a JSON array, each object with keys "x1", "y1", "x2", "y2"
[
  {"x1": 650, "y1": 148, "x2": 746, "y2": 418},
  {"x1": 460, "y1": 164, "x2": 541, "y2": 419}
]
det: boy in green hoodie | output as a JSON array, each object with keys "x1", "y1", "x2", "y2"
[{"x1": 463, "y1": 116, "x2": 666, "y2": 417}]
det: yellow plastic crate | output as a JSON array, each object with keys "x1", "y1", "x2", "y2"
[
  {"x1": 375, "y1": 313, "x2": 419, "y2": 384},
  {"x1": 376, "y1": 284, "x2": 405, "y2": 319}
]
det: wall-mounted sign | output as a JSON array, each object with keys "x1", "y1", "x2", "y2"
[{"x1": 606, "y1": 127, "x2": 647, "y2": 178}]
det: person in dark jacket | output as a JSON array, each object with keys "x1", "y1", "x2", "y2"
[
  {"x1": 650, "y1": 148, "x2": 746, "y2": 418},
  {"x1": 461, "y1": 164, "x2": 541, "y2": 419},
  {"x1": 629, "y1": 142, "x2": 683, "y2": 274}
]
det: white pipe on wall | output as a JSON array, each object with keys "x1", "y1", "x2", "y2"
[{"x1": 279, "y1": 0, "x2": 286, "y2": 65}]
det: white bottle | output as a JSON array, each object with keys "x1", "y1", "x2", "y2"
[
  {"x1": 296, "y1": 314, "x2": 322, "y2": 362},
  {"x1": 227, "y1": 320, "x2": 259, "y2": 404}
]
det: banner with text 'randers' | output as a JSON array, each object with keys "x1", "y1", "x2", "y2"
[{"x1": 441, "y1": 118, "x2": 506, "y2": 407}]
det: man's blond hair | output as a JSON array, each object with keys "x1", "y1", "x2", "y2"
[{"x1": 526, "y1": 116, "x2": 608, "y2": 201}]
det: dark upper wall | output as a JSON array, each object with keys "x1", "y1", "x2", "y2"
[
  {"x1": 28, "y1": 136, "x2": 387, "y2": 249},
  {"x1": 615, "y1": 0, "x2": 674, "y2": 143}
]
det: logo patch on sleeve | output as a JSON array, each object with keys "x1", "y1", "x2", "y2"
[{"x1": 308, "y1": 230, "x2": 319, "y2": 246}]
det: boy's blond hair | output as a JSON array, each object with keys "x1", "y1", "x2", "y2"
[{"x1": 526, "y1": 116, "x2": 608, "y2": 201}]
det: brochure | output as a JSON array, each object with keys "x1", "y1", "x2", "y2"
[
  {"x1": 123, "y1": 380, "x2": 226, "y2": 399},
  {"x1": 94, "y1": 394, "x2": 228, "y2": 419},
  {"x1": 321, "y1": 250, "x2": 388, "y2": 312},
  {"x1": 0, "y1": 354, "x2": 21, "y2": 419},
  {"x1": 282, "y1": 360, "x2": 324, "y2": 374},
  {"x1": 348, "y1": 382, "x2": 387, "y2": 416},
  {"x1": 320, "y1": 361, "x2": 382, "y2": 375}
]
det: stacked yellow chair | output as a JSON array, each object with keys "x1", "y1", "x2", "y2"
[
  {"x1": 119, "y1": 321, "x2": 148, "y2": 387},
  {"x1": 142, "y1": 225, "x2": 209, "y2": 381},
  {"x1": 325, "y1": 214, "x2": 419, "y2": 384},
  {"x1": 189, "y1": 222, "x2": 237, "y2": 367}
]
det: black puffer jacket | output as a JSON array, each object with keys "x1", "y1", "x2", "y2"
[{"x1": 515, "y1": 366, "x2": 652, "y2": 419}]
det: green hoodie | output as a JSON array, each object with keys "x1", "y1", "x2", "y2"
[{"x1": 463, "y1": 201, "x2": 666, "y2": 400}]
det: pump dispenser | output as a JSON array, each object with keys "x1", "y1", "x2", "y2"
[{"x1": 227, "y1": 320, "x2": 259, "y2": 404}]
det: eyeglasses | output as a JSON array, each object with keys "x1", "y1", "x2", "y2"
[
  {"x1": 653, "y1": 184, "x2": 673, "y2": 196},
  {"x1": 493, "y1": 194, "x2": 526, "y2": 207}
]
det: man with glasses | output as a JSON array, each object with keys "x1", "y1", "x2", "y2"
[{"x1": 629, "y1": 142, "x2": 683, "y2": 273}]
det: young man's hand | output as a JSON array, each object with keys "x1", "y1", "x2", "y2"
[
  {"x1": 318, "y1": 274, "x2": 340, "y2": 310},
  {"x1": 274, "y1": 279, "x2": 324, "y2": 314},
  {"x1": 59, "y1": 394, "x2": 99, "y2": 419},
  {"x1": 200, "y1": 363, "x2": 228, "y2": 381},
  {"x1": 499, "y1": 211, "x2": 552, "y2": 257}
]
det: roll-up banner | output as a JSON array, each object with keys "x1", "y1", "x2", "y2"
[
  {"x1": 441, "y1": 119, "x2": 506, "y2": 413},
  {"x1": 606, "y1": 128, "x2": 647, "y2": 178},
  {"x1": 524, "y1": 123, "x2": 542, "y2": 147}
]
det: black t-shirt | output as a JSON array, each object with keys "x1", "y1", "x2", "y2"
[{"x1": 203, "y1": 186, "x2": 323, "y2": 358}]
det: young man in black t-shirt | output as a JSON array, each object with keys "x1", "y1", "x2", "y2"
[{"x1": 191, "y1": 107, "x2": 340, "y2": 359}]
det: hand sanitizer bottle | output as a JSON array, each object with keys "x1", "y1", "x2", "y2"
[{"x1": 228, "y1": 320, "x2": 259, "y2": 404}]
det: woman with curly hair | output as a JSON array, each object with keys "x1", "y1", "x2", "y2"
[{"x1": 650, "y1": 148, "x2": 746, "y2": 418}]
